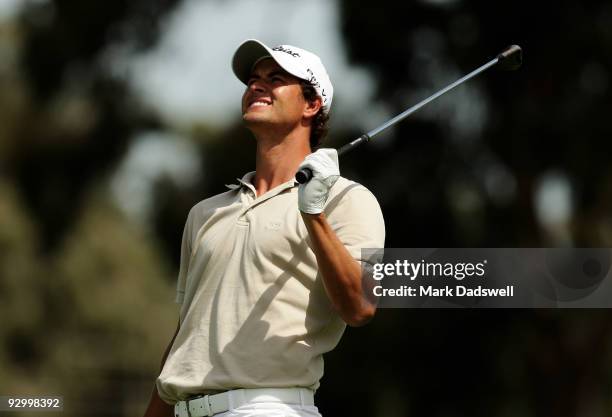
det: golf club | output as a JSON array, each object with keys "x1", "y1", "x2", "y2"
[{"x1": 296, "y1": 44, "x2": 522, "y2": 184}]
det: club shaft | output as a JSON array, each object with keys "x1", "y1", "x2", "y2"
[
  {"x1": 370, "y1": 57, "x2": 499, "y2": 136},
  {"x1": 338, "y1": 56, "x2": 500, "y2": 156},
  {"x1": 298, "y1": 47, "x2": 520, "y2": 183}
]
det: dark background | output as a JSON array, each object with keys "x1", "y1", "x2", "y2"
[{"x1": 0, "y1": 0, "x2": 611, "y2": 416}]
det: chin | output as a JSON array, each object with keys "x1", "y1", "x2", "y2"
[{"x1": 243, "y1": 112, "x2": 272, "y2": 125}]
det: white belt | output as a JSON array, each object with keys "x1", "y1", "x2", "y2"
[{"x1": 174, "y1": 387, "x2": 315, "y2": 417}]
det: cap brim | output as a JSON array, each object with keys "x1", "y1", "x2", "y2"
[{"x1": 232, "y1": 39, "x2": 274, "y2": 85}]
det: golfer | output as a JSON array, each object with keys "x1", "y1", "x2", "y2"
[{"x1": 143, "y1": 39, "x2": 385, "y2": 417}]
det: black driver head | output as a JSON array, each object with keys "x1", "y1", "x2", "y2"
[{"x1": 497, "y1": 45, "x2": 522, "y2": 71}]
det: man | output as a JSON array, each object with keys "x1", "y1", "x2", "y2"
[{"x1": 143, "y1": 39, "x2": 385, "y2": 417}]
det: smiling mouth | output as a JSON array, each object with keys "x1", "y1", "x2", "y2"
[{"x1": 247, "y1": 99, "x2": 272, "y2": 109}]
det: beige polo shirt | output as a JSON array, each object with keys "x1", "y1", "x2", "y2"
[{"x1": 156, "y1": 172, "x2": 385, "y2": 404}]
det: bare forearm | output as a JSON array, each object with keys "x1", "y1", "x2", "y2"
[
  {"x1": 301, "y1": 212, "x2": 375, "y2": 326},
  {"x1": 143, "y1": 390, "x2": 172, "y2": 417}
]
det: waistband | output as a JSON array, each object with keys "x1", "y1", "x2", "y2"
[{"x1": 174, "y1": 387, "x2": 315, "y2": 417}]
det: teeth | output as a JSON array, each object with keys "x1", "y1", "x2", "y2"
[{"x1": 251, "y1": 100, "x2": 270, "y2": 107}]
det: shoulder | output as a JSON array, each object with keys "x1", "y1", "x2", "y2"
[
  {"x1": 186, "y1": 188, "x2": 239, "y2": 224},
  {"x1": 325, "y1": 176, "x2": 386, "y2": 247},
  {"x1": 327, "y1": 176, "x2": 381, "y2": 206},
  {"x1": 325, "y1": 176, "x2": 383, "y2": 217}
]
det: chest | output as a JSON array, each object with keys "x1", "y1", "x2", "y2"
[{"x1": 189, "y1": 188, "x2": 311, "y2": 265}]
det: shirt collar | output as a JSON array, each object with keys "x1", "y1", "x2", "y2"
[{"x1": 225, "y1": 171, "x2": 298, "y2": 194}]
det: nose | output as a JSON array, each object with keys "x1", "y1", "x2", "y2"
[{"x1": 248, "y1": 78, "x2": 267, "y2": 93}]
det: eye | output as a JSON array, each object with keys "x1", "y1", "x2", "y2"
[{"x1": 271, "y1": 76, "x2": 283, "y2": 83}]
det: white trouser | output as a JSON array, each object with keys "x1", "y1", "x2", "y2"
[
  {"x1": 214, "y1": 402, "x2": 322, "y2": 417},
  {"x1": 174, "y1": 388, "x2": 322, "y2": 417}
]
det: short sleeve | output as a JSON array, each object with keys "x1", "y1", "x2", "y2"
[
  {"x1": 324, "y1": 181, "x2": 386, "y2": 265},
  {"x1": 175, "y1": 208, "x2": 194, "y2": 304}
]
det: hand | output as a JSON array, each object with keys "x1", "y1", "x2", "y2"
[{"x1": 297, "y1": 148, "x2": 340, "y2": 214}]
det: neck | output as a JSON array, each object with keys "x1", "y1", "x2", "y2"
[{"x1": 252, "y1": 128, "x2": 311, "y2": 197}]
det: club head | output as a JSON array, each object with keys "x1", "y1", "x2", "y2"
[{"x1": 497, "y1": 45, "x2": 522, "y2": 71}]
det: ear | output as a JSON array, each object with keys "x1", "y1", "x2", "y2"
[{"x1": 303, "y1": 96, "x2": 322, "y2": 120}]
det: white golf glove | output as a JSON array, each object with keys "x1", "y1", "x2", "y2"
[{"x1": 297, "y1": 148, "x2": 340, "y2": 214}]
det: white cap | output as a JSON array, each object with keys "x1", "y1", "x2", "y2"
[{"x1": 232, "y1": 39, "x2": 333, "y2": 114}]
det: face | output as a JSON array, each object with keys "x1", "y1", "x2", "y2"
[{"x1": 241, "y1": 58, "x2": 313, "y2": 130}]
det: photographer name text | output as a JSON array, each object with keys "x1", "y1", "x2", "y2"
[{"x1": 371, "y1": 259, "x2": 515, "y2": 298}]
